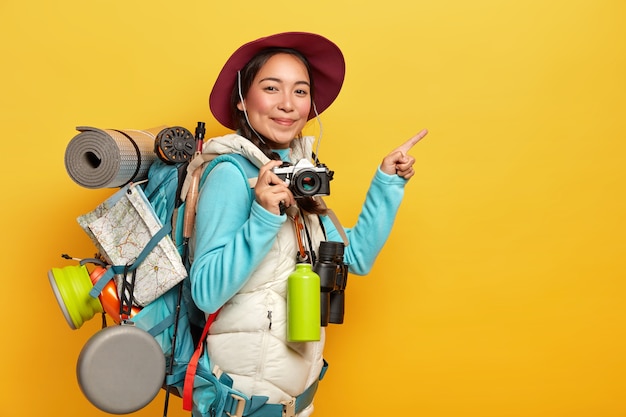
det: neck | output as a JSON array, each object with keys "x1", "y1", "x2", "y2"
[{"x1": 273, "y1": 148, "x2": 291, "y2": 162}]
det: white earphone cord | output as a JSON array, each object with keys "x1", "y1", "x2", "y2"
[
  {"x1": 237, "y1": 70, "x2": 266, "y2": 145},
  {"x1": 312, "y1": 101, "x2": 324, "y2": 165}
]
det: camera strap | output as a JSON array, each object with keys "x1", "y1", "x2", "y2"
[
  {"x1": 288, "y1": 208, "x2": 310, "y2": 263},
  {"x1": 316, "y1": 198, "x2": 349, "y2": 247},
  {"x1": 289, "y1": 199, "x2": 349, "y2": 264}
]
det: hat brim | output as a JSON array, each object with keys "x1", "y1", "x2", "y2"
[{"x1": 209, "y1": 32, "x2": 345, "y2": 130}]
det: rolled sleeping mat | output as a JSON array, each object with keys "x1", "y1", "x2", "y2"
[{"x1": 65, "y1": 126, "x2": 165, "y2": 189}]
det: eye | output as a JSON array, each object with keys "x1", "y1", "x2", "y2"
[
  {"x1": 264, "y1": 85, "x2": 278, "y2": 92},
  {"x1": 295, "y1": 88, "x2": 309, "y2": 96}
]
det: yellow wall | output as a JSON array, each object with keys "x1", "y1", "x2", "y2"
[{"x1": 1, "y1": 0, "x2": 625, "y2": 416}]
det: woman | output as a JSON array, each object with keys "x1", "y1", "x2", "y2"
[{"x1": 189, "y1": 32, "x2": 427, "y2": 417}]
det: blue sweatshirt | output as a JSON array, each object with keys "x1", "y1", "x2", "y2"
[{"x1": 190, "y1": 151, "x2": 408, "y2": 314}]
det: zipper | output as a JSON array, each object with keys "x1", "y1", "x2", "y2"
[{"x1": 256, "y1": 298, "x2": 272, "y2": 381}]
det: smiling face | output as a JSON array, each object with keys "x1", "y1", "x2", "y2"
[{"x1": 237, "y1": 53, "x2": 312, "y2": 149}]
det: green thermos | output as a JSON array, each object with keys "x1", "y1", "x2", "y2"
[{"x1": 287, "y1": 263, "x2": 321, "y2": 342}]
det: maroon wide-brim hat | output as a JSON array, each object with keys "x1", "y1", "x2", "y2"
[{"x1": 209, "y1": 32, "x2": 346, "y2": 130}]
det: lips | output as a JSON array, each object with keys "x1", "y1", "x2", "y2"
[{"x1": 272, "y1": 118, "x2": 297, "y2": 126}]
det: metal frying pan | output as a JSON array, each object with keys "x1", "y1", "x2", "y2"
[{"x1": 76, "y1": 323, "x2": 165, "y2": 414}]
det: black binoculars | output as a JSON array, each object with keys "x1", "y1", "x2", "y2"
[{"x1": 313, "y1": 241, "x2": 348, "y2": 326}]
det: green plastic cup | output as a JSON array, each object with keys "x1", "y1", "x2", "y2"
[{"x1": 48, "y1": 264, "x2": 103, "y2": 329}]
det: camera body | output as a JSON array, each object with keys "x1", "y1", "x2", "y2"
[
  {"x1": 273, "y1": 159, "x2": 334, "y2": 198},
  {"x1": 313, "y1": 241, "x2": 349, "y2": 326}
]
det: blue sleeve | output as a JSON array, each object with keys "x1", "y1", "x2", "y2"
[
  {"x1": 322, "y1": 167, "x2": 407, "y2": 275},
  {"x1": 190, "y1": 161, "x2": 286, "y2": 313}
]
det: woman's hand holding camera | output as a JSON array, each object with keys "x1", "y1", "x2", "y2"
[
  {"x1": 256, "y1": 160, "x2": 295, "y2": 215},
  {"x1": 380, "y1": 129, "x2": 428, "y2": 180}
]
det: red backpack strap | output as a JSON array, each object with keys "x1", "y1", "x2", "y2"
[{"x1": 182, "y1": 310, "x2": 220, "y2": 411}]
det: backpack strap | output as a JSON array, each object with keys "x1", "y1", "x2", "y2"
[
  {"x1": 228, "y1": 153, "x2": 259, "y2": 185},
  {"x1": 182, "y1": 310, "x2": 220, "y2": 411},
  {"x1": 317, "y1": 197, "x2": 349, "y2": 247},
  {"x1": 212, "y1": 361, "x2": 328, "y2": 417},
  {"x1": 88, "y1": 222, "x2": 172, "y2": 299}
]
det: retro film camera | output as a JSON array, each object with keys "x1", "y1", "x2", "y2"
[
  {"x1": 313, "y1": 241, "x2": 348, "y2": 326},
  {"x1": 273, "y1": 159, "x2": 334, "y2": 198}
]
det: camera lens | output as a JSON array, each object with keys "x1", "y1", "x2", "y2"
[{"x1": 294, "y1": 170, "x2": 321, "y2": 196}]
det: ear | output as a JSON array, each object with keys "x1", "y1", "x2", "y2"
[{"x1": 236, "y1": 100, "x2": 245, "y2": 111}]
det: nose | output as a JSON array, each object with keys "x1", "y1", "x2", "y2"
[{"x1": 277, "y1": 92, "x2": 294, "y2": 112}]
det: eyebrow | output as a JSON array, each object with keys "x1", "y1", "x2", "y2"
[{"x1": 258, "y1": 77, "x2": 311, "y2": 87}]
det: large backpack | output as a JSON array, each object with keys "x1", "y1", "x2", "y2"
[{"x1": 59, "y1": 123, "x2": 259, "y2": 415}]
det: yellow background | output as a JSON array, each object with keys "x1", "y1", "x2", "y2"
[{"x1": 1, "y1": 0, "x2": 625, "y2": 416}]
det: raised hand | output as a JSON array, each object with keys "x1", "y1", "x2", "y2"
[{"x1": 379, "y1": 129, "x2": 428, "y2": 179}]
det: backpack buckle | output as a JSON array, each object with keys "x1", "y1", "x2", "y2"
[
  {"x1": 281, "y1": 398, "x2": 296, "y2": 417},
  {"x1": 226, "y1": 393, "x2": 246, "y2": 417}
]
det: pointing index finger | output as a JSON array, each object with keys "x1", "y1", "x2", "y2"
[{"x1": 394, "y1": 129, "x2": 429, "y2": 154}]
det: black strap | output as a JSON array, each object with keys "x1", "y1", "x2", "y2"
[
  {"x1": 119, "y1": 264, "x2": 137, "y2": 318},
  {"x1": 113, "y1": 129, "x2": 143, "y2": 186}
]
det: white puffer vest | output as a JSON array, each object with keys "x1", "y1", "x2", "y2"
[{"x1": 202, "y1": 135, "x2": 328, "y2": 415}]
